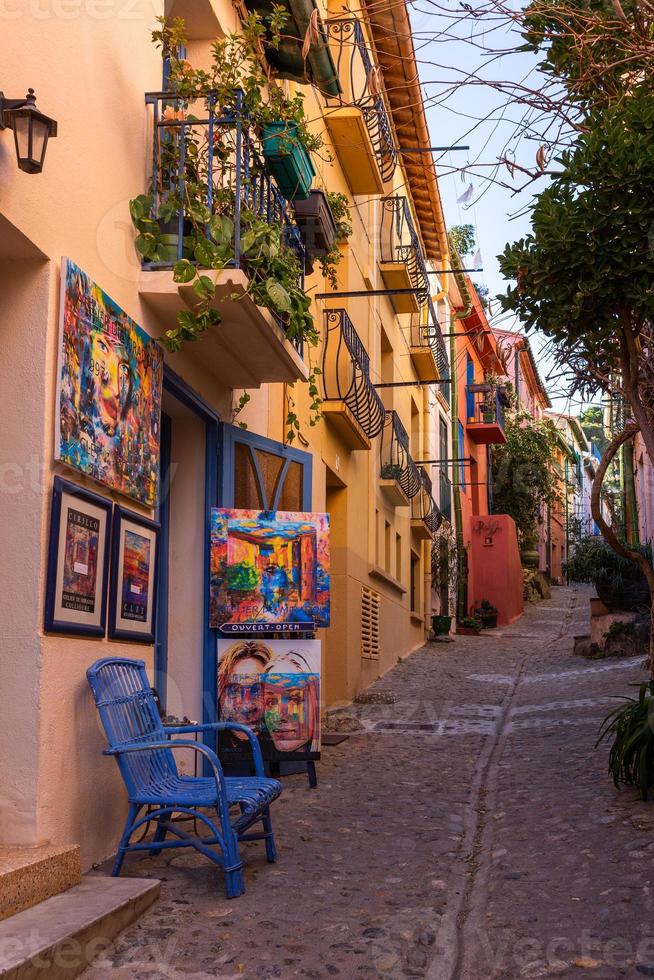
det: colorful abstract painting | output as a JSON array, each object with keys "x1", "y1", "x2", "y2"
[
  {"x1": 109, "y1": 507, "x2": 159, "y2": 642},
  {"x1": 121, "y1": 529, "x2": 151, "y2": 623},
  {"x1": 210, "y1": 509, "x2": 330, "y2": 630},
  {"x1": 56, "y1": 257, "x2": 163, "y2": 506},
  {"x1": 217, "y1": 639, "x2": 320, "y2": 762}
]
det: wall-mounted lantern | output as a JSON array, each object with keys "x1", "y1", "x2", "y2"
[{"x1": 0, "y1": 88, "x2": 57, "y2": 174}]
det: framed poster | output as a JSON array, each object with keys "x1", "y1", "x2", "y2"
[
  {"x1": 44, "y1": 477, "x2": 112, "y2": 637},
  {"x1": 210, "y1": 509, "x2": 330, "y2": 631},
  {"x1": 109, "y1": 507, "x2": 160, "y2": 643},
  {"x1": 56, "y1": 257, "x2": 163, "y2": 506},
  {"x1": 217, "y1": 639, "x2": 321, "y2": 764}
]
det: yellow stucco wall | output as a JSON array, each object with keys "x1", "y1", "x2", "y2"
[{"x1": 0, "y1": 0, "x2": 453, "y2": 866}]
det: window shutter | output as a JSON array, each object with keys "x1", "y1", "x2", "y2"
[{"x1": 361, "y1": 587, "x2": 381, "y2": 659}]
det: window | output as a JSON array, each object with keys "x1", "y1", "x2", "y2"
[
  {"x1": 410, "y1": 551, "x2": 420, "y2": 614},
  {"x1": 219, "y1": 424, "x2": 311, "y2": 511},
  {"x1": 465, "y1": 353, "x2": 475, "y2": 419},
  {"x1": 384, "y1": 521, "x2": 392, "y2": 573},
  {"x1": 375, "y1": 508, "x2": 380, "y2": 565},
  {"x1": 395, "y1": 533, "x2": 402, "y2": 582}
]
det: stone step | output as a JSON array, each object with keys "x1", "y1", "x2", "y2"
[
  {"x1": 0, "y1": 875, "x2": 160, "y2": 979},
  {"x1": 0, "y1": 845, "x2": 80, "y2": 922}
]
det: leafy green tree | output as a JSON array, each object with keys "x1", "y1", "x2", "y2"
[
  {"x1": 448, "y1": 224, "x2": 476, "y2": 259},
  {"x1": 491, "y1": 410, "x2": 559, "y2": 547},
  {"x1": 498, "y1": 64, "x2": 654, "y2": 671},
  {"x1": 579, "y1": 406, "x2": 608, "y2": 456},
  {"x1": 226, "y1": 562, "x2": 259, "y2": 593}
]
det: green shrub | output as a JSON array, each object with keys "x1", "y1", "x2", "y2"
[
  {"x1": 596, "y1": 681, "x2": 654, "y2": 800},
  {"x1": 565, "y1": 536, "x2": 652, "y2": 589}
]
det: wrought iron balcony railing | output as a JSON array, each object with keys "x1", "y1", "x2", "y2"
[
  {"x1": 411, "y1": 467, "x2": 443, "y2": 535},
  {"x1": 466, "y1": 383, "x2": 507, "y2": 431},
  {"x1": 380, "y1": 410, "x2": 421, "y2": 499},
  {"x1": 324, "y1": 18, "x2": 397, "y2": 183},
  {"x1": 379, "y1": 196, "x2": 430, "y2": 306},
  {"x1": 322, "y1": 309, "x2": 386, "y2": 439},
  {"x1": 409, "y1": 297, "x2": 450, "y2": 378},
  {"x1": 143, "y1": 90, "x2": 305, "y2": 279}
]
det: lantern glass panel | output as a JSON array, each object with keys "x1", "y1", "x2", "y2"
[
  {"x1": 30, "y1": 117, "x2": 49, "y2": 169},
  {"x1": 12, "y1": 113, "x2": 30, "y2": 162}
]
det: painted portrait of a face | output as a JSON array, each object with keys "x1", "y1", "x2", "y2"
[
  {"x1": 217, "y1": 639, "x2": 321, "y2": 760},
  {"x1": 263, "y1": 650, "x2": 319, "y2": 755},
  {"x1": 218, "y1": 641, "x2": 270, "y2": 737},
  {"x1": 57, "y1": 258, "x2": 162, "y2": 506},
  {"x1": 88, "y1": 330, "x2": 132, "y2": 436}
]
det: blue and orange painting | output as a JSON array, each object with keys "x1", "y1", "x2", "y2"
[
  {"x1": 121, "y1": 529, "x2": 151, "y2": 623},
  {"x1": 57, "y1": 258, "x2": 163, "y2": 506},
  {"x1": 210, "y1": 509, "x2": 330, "y2": 629}
]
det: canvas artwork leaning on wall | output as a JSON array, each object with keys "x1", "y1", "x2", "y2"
[
  {"x1": 56, "y1": 257, "x2": 163, "y2": 507},
  {"x1": 217, "y1": 639, "x2": 321, "y2": 765},
  {"x1": 210, "y1": 509, "x2": 330, "y2": 630}
]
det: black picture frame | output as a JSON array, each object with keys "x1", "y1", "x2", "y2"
[
  {"x1": 44, "y1": 476, "x2": 112, "y2": 637},
  {"x1": 109, "y1": 506, "x2": 160, "y2": 643}
]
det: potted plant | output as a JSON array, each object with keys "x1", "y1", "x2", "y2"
[
  {"x1": 565, "y1": 535, "x2": 651, "y2": 611},
  {"x1": 261, "y1": 121, "x2": 316, "y2": 200},
  {"x1": 473, "y1": 599, "x2": 498, "y2": 629},
  {"x1": 596, "y1": 681, "x2": 654, "y2": 799},
  {"x1": 292, "y1": 189, "x2": 337, "y2": 268},
  {"x1": 520, "y1": 530, "x2": 540, "y2": 569},
  {"x1": 381, "y1": 462, "x2": 403, "y2": 482},
  {"x1": 432, "y1": 614, "x2": 452, "y2": 635},
  {"x1": 457, "y1": 615, "x2": 483, "y2": 636}
]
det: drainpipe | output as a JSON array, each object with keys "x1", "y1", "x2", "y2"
[
  {"x1": 450, "y1": 325, "x2": 467, "y2": 621},
  {"x1": 448, "y1": 242, "x2": 473, "y2": 622},
  {"x1": 623, "y1": 438, "x2": 639, "y2": 545},
  {"x1": 564, "y1": 457, "x2": 569, "y2": 584}
]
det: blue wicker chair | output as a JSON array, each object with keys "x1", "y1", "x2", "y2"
[{"x1": 86, "y1": 656, "x2": 282, "y2": 898}]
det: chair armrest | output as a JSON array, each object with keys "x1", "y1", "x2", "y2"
[
  {"x1": 104, "y1": 740, "x2": 231, "y2": 817},
  {"x1": 164, "y1": 722, "x2": 265, "y2": 777}
]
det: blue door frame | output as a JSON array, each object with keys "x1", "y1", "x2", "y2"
[
  {"x1": 155, "y1": 366, "x2": 313, "y2": 760},
  {"x1": 155, "y1": 366, "x2": 220, "y2": 743},
  {"x1": 217, "y1": 426, "x2": 313, "y2": 511}
]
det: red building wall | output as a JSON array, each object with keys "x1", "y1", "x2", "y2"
[{"x1": 467, "y1": 515, "x2": 524, "y2": 625}]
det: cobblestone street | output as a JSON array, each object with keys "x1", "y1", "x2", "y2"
[{"x1": 85, "y1": 587, "x2": 654, "y2": 979}]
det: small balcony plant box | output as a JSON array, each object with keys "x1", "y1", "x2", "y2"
[
  {"x1": 292, "y1": 190, "x2": 337, "y2": 268},
  {"x1": 262, "y1": 122, "x2": 315, "y2": 200}
]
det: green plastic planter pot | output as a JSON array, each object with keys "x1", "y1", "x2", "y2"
[
  {"x1": 262, "y1": 122, "x2": 315, "y2": 201},
  {"x1": 432, "y1": 614, "x2": 452, "y2": 636}
]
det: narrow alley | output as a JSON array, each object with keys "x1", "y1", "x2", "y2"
[{"x1": 83, "y1": 587, "x2": 654, "y2": 979}]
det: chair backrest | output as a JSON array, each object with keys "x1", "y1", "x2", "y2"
[{"x1": 87, "y1": 657, "x2": 177, "y2": 796}]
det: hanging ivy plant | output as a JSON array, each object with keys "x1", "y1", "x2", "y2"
[{"x1": 130, "y1": 16, "x2": 325, "y2": 350}]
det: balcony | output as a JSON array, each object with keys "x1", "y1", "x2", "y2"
[
  {"x1": 137, "y1": 91, "x2": 309, "y2": 389},
  {"x1": 245, "y1": 0, "x2": 341, "y2": 97},
  {"x1": 321, "y1": 309, "x2": 385, "y2": 450},
  {"x1": 379, "y1": 411, "x2": 421, "y2": 507},
  {"x1": 411, "y1": 468, "x2": 443, "y2": 540},
  {"x1": 465, "y1": 384, "x2": 508, "y2": 445},
  {"x1": 409, "y1": 297, "x2": 449, "y2": 382},
  {"x1": 379, "y1": 197, "x2": 429, "y2": 314},
  {"x1": 324, "y1": 18, "x2": 397, "y2": 195}
]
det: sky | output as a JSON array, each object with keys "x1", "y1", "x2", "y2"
[{"x1": 407, "y1": 1, "x2": 587, "y2": 414}]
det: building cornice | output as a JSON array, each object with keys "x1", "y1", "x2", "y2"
[{"x1": 362, "y1": 0, "x2": 449, "y2": 265}]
